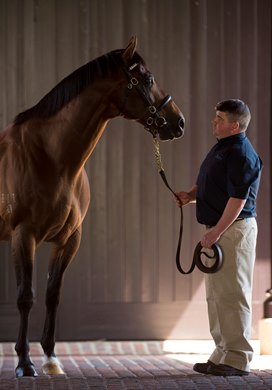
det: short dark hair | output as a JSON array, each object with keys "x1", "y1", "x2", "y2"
[{"x1": 215, "y1": 99, "x2": 251, "y2": 131}]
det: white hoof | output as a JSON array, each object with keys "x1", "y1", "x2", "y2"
[{"x1": 42, "y1": 356, "x2": 65, "y2": 375}]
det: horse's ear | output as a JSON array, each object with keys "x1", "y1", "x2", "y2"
[{"x1": 122, "y1": 36, "x2": 137, "y2": 64}]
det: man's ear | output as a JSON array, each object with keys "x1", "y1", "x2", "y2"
[
  {"x1": 231, "y1": 121, "x2": 240, "y2": 134},
  {"x1": 122, "y1": 36, "x2": 137, "y2": 65}
]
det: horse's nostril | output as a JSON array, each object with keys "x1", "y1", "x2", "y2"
[
  {"x1": 178, "y1": 117, "x2": 185, "y2": 130},
  {"x1": 178, "y1": 129, "x2": 184, "y2": 138}
]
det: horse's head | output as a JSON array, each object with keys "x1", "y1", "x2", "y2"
[{"x1": 116, "y1": 37, "x2": 185, "y2": 141}]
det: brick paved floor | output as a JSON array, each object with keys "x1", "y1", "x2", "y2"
[{"x1": 0, "y1": 341, "x2": 272, "y2": 389}]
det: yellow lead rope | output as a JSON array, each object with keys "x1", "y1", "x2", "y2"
[{"x1": 153, "y1": 136, "x2": 164, "y2": 172}]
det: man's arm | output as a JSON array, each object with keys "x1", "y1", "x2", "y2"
[{"x1": 201, "y1": 197, "x2": 246, "y2": 248}]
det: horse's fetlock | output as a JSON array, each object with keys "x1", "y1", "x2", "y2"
[
  {"x1": 41, "y1": 339, "x2": 55, "y2": 358},
  {"x1": 15, "y1": 343, "x2": 30, "y2": 358}
]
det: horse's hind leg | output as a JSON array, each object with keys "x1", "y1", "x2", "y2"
[
  {"x1": 11, "y1": 226, "x2": 38, "y2": 377},
  {"x1": 41, "y1": 228, "x2": 81, "y2": 375}
]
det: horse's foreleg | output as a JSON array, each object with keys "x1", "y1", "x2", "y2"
[
  {"x1": 41, "y1": 228, "x2": 81, "y2": 375},
  {"x1": 11, "y1": 226, "x2": 37, "y2": 377}
]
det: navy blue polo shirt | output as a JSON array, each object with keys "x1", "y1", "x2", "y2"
[{"x1": 196, "y1": 132, "x2": 263, "y2": 226}]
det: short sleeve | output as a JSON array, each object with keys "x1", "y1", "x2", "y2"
[{"x1": 227, "y1": 153, "x2": 262, "y2": 199}]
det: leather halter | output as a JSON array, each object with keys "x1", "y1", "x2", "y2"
[{"x1": 121, "y1": 63, "x2": 172, "y2": 137}]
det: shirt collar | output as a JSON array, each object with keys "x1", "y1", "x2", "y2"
[{"x1": 217, "y1": 132, "x2": 246, "y2": 144}]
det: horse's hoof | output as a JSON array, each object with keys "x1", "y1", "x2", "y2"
[
  {"x1": 15, "y1": 364, "x2": 38, "y2": 377},
  {"x1": 42, "y1": 356, "x2": 65, "y2": 375}
]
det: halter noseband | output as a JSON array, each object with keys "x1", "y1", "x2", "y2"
[{"x1": 121, "y1": 64, "x2": 172, "y2": 137}]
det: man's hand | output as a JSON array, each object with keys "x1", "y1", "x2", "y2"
[
  {"x1": 175, "y1": 185, "x2": 198, "y2": 208},
  {"x1": 175, "y1": 191, "x2": 191, "y2": 207},
  {"x1": 201, "y1": 228, "x2": 221, "y2": 248},
  {"x1": 201, "y1": 197, "x2": 246, "y2": 247}
]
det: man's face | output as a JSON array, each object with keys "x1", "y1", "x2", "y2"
[{"x1": 212, "y1": 110, "x2": 238, "y2": 139}]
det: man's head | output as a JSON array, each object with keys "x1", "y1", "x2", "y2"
[{"x1": 212, "y1": 99, "x2": 251, "y2": 139}]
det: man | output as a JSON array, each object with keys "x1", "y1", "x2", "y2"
[{"x1": 176, "y1": 99, "x2": 263, "y2": 376}]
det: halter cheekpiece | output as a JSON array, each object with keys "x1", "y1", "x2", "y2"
[{"x1": 121, "y1": 61, "x2": 173, "y2": 138}]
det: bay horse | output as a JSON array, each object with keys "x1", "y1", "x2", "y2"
[{"x1": 0, "y1": 36, "x2": 185, "y2": 377}]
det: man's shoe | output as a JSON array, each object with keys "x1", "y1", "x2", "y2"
[
  {"x1": 207, "y1": 363, "x2": 249, "y2": 376},
  {"x1": 193, "y1": 360, "x2": 218, "y2": 374}
]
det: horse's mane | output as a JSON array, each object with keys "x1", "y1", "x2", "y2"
[{"x1": 14, "y1": 49, "x2": 127, "y2": 125}]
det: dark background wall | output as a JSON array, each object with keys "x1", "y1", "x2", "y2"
[{"x1": 0, "y1": 0, "x2": 271, "y2": 340}]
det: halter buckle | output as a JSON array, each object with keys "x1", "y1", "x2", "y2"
[
  {"x1": 149, "y1": 106, "x2": 156, "y2": 114},
  {"x1": 128, "y1": 77, "x2": 139, "y2": 90},
  {"x1": 146, "y1": 117, "x2": 154, "y2": 126},
  {"x1": 130, "y1": 77, "x2": 138, "y2": 85},
  {"x1": 155, "y1": 116, "x2": 167, "y2": 127}
]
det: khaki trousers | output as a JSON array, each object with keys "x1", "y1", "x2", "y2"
[{"x1": 205, "y1": 218, "x2": 257, "y2": 372}]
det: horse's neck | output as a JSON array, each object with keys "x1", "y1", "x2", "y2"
[{"x1": 39, "y1": 87, "x2": 116, "y2": 176}]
